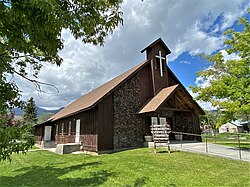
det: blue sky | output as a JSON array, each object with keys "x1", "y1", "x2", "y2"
[
  {"x1": 169, "y1": 52, "x2": 207, "y2": 87},
  {"x1": 170, "y1": 10, "x2": 249, "y2": 88},
  {"x1": 16, "y1": 0, "x2": 249, "y2": 110}
]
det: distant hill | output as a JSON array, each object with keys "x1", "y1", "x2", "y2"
[{"x1": 12, "y1": 107, "x2": 64, "y2": 117}]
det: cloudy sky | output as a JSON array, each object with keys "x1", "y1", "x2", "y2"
[{"x1": 17, "y1": 0, "x2": 249, "y2": 110}]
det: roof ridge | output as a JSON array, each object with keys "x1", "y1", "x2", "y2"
[{"x1": 50, "y1": 60, "x2": 150, "y2": 121}]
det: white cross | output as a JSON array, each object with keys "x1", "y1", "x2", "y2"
[{"x1": 155, "y1": 50, "x2": 165, "y2": 77}]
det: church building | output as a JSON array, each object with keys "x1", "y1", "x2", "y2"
[{"x1": 35, "y1": 38, "x2": 205, "y2": 153}]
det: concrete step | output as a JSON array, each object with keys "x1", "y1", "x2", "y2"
[{"x1": 43, "y1": 141, "x2": 56, "y2": 148}]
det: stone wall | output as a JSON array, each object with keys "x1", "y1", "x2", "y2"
[
  {"x1": 175, "y1": 112, "x2": 194, "y2": 140},
  {"x1": 113, "y1": 74, "x2": 146, "y2": 149}
]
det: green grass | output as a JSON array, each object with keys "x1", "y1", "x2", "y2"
[
  {"x1": 202, "y1": 133, "x2": 250, "y2": 150},
  {"x1": 29, "y1": 145, "x2": 40, "y2": 150},
  {"x1": 0, "y1": 148, "x2": 249, "y2": 187},
  {"x1": 215, "y1": 142, "x2": 250, "y2": 149}
]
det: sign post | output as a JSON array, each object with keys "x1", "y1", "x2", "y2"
[{"x1": 151, "y1": 119, "x2": 171, "y2": 153}]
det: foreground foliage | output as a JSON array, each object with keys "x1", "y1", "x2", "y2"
[
  {"x1": 23, "y1": 97, "x2": 38, "y2": 124},
  {"x1": 0, "y1": 0, "x2": 123, "y2": 161},
  {"x1": 0, "y1": 148, "x2": 249, "y2": 186},
  {"x1": 200, "y1": 110, "x2": 217, "y2": 129},
  {"x1": 191, "y1": 11, "x2": 250, "y2": 126},
  {"x1": 0, "y1": 116, "x2": 34, "y2": 161}
]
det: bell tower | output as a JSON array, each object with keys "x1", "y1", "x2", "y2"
[{"x1": 141, "y1": 38, "x2": 171, "y2": 95}]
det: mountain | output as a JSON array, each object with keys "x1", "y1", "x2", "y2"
[{"x1": 12, "y1": 107, "x2": 64, "y2": 117}]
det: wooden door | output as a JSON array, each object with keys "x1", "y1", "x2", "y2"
[
  {"x1": 44, "y1": 126, "x2": 52, "y2": 141},
  {"x1": 75, "y1": 119, "x2": 81, "y2": 143}
]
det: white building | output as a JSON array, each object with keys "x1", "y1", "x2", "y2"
[{"x1": 219, "y1": 122, "x2": 244, "y2": 133}]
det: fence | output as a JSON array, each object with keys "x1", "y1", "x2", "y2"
[{"x1": 169, "y1": 131, "x2": 250, "y2": 161}]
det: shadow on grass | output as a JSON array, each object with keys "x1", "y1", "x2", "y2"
[
  {"x1": 124, "y1": 176, "x2": 149, "y2": 187},
  {"x1": 227, "y1": 147, "x2": 250, "y2": 152},
  {"x1": 0, "y1": 161, "x2": 115, "y2": 186},
  {"x1": 155, "y1": 150, "x2": 180, "y2": 154},
  {"x1": 124, "y1": 177, "x2": 176, "y2": 187},
  {"x1": 165, "y1": 184, "x2": 177, "y2": 187}
]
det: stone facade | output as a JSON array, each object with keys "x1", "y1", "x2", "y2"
[
  {"x1": 113, "y1": 74, "x2": 146, "y2": 149},
  {"x1": 175, "y1": 112, "x2": 194, "y2": 140}
]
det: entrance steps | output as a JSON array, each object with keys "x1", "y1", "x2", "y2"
[
  {"x1": 43, "y1": 141, "x2": 56, "y2": 148},
  {"x1": 55, "y1": 143, "x2": 81, "y2": 154}
]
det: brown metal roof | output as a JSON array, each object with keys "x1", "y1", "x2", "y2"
[
  {"x1": 138, "y1": 84, "x2": 179, "y2": 114},
  {"x1": 50, "y1": 60, "x2": 150, "y2": 121}
]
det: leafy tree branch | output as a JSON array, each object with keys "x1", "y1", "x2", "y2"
[
  {"x1": 0, "y1": 0, "x2": 123, "y2": 161},
  {"x1": 191, "y1": 10, "x2": 250, "y2": 127}
]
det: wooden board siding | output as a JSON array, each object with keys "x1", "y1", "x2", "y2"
[
  {"x1": 34, "y1": 122, "x2": 55, "y2": 144},
  {"x1": 34, "y1": 125, "x2": 44, "y2": 144},
  {"x1": 148, "y1": 42, "x2": 169, "y2": 94},
  {"x1": 97, "y1": 94, "x2": 114, "y2": 151},
  {"x1": 51, "y1": 125, "x2": 56, "y2": 140},
  {"x1": 137, "y1": 63, "x2": 154, "y2": 105},
  {"x1": 167, "y1": 68, "x2": 178, "y2": 86},
  {"x1": 192, "y1": 112, "x2": 202, "y2": 141},
  {"x1": 55, "y1": 107, "x2": 98, "y2": 152}
]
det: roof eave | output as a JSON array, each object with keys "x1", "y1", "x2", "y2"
[
  {"x1": 141, "y1": 38, "x2": 171, "y2": 55},
  {"x1": 138, "y1": 84, "x2": 179, "y2": 114},
  {"x1": 166, "y1": 67, "x2": 205, "y2": 115},
  {"x1": 51, "y1": 60, "x2": 151, "y2": 122}
]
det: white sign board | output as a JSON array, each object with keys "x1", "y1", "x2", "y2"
[{"x1": 159, "y1": 117, "x2": 167, "y2": 125}]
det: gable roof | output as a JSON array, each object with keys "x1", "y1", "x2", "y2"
[
  {"x1": 220, "y1": 122, "x2": 239, "y2": 128},
  {"x1": 166, "y1": 66, "x2": 205, "y2": 115},
  {"x1": 50, "y1": 60, "x2": 150, "y2": 121},
  {"x1": 138, "y1": 84, "x2": 179, "y2": 114},
  {"x1": 141, "y1": 38, "x2": 171, "y2": 55}
]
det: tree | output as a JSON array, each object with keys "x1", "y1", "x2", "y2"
[
  {"x1": 0, "y1": 0, "x2": 123, "y2": 161},
  {"x1": 0, "y1": 0, "x2": 123, "y2": 111},
  {"x1": 191, "y1": 11, "x2": 250, "y2": 127},
  {"x1": 38, "y1": 113, "x2": 53, "y2": 124},
  {"x1": 23, "y1": 97, "x2": 37, "y2": 124},
  {"x1": 200, "y1": 110, "x2": 217, "y2": 129},
  {"x1": 0, "y1": 112, "x2": 34, "y2": 161}
]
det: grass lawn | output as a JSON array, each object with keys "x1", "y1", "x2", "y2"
[
  {"x1": 215, "y1": 142, "x2": 250, "y2": 149},
  {"x1": 203, "y1": 133, "x2": 250, "y2": 150},
  {"x1": 0, "y1": 148, "x2": 249, "y2": 187},
  {"x1": 29, "y1": 145, "x2": 40, "y2": 150}
]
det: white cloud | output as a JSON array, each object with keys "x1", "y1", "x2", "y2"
[
  {"x1": 179, "y1": 60, "x2": 191, "y2": 65},
  {"x1": 15, "y1": 0, "x2": 247, "y2": 108},
  {"x1": 220, "y1": 49, "x2": 241, "y2": 61},
  {"x1": 195, "y1": 76, "x2": 211, "y2": 88},
  {"x1": 187, "y1": 87, "x2": 216, "y2": 111}
]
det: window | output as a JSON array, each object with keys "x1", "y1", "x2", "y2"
[
  {"x1": 69, "y1": 121, "x2": 71, "y2": 135},
  {"x1": 62, "y1": 123, "x2": 64, "y2": 135},
  {"x1": 151, "y1": 117, "x2": 158, "y2": 125}
]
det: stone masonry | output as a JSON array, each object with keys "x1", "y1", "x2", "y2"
[
  {"x1": 113, "y1": 74, "x2": 146, "y2": 149},
  {"x1": 175, "y1": 112, "x2": 194, "y2": 139}
]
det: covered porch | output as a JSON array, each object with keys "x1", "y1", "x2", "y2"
[
  {"x1": 138, "y1": 84, "x2": 204, "y2": 141},
  {"x1": 34, "y1": 120, "x2": 56, "y2": 147}
]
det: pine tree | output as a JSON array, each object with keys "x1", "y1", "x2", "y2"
[{"x1": 23, "y1": 97, "x2": 37, "y2": 124}]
